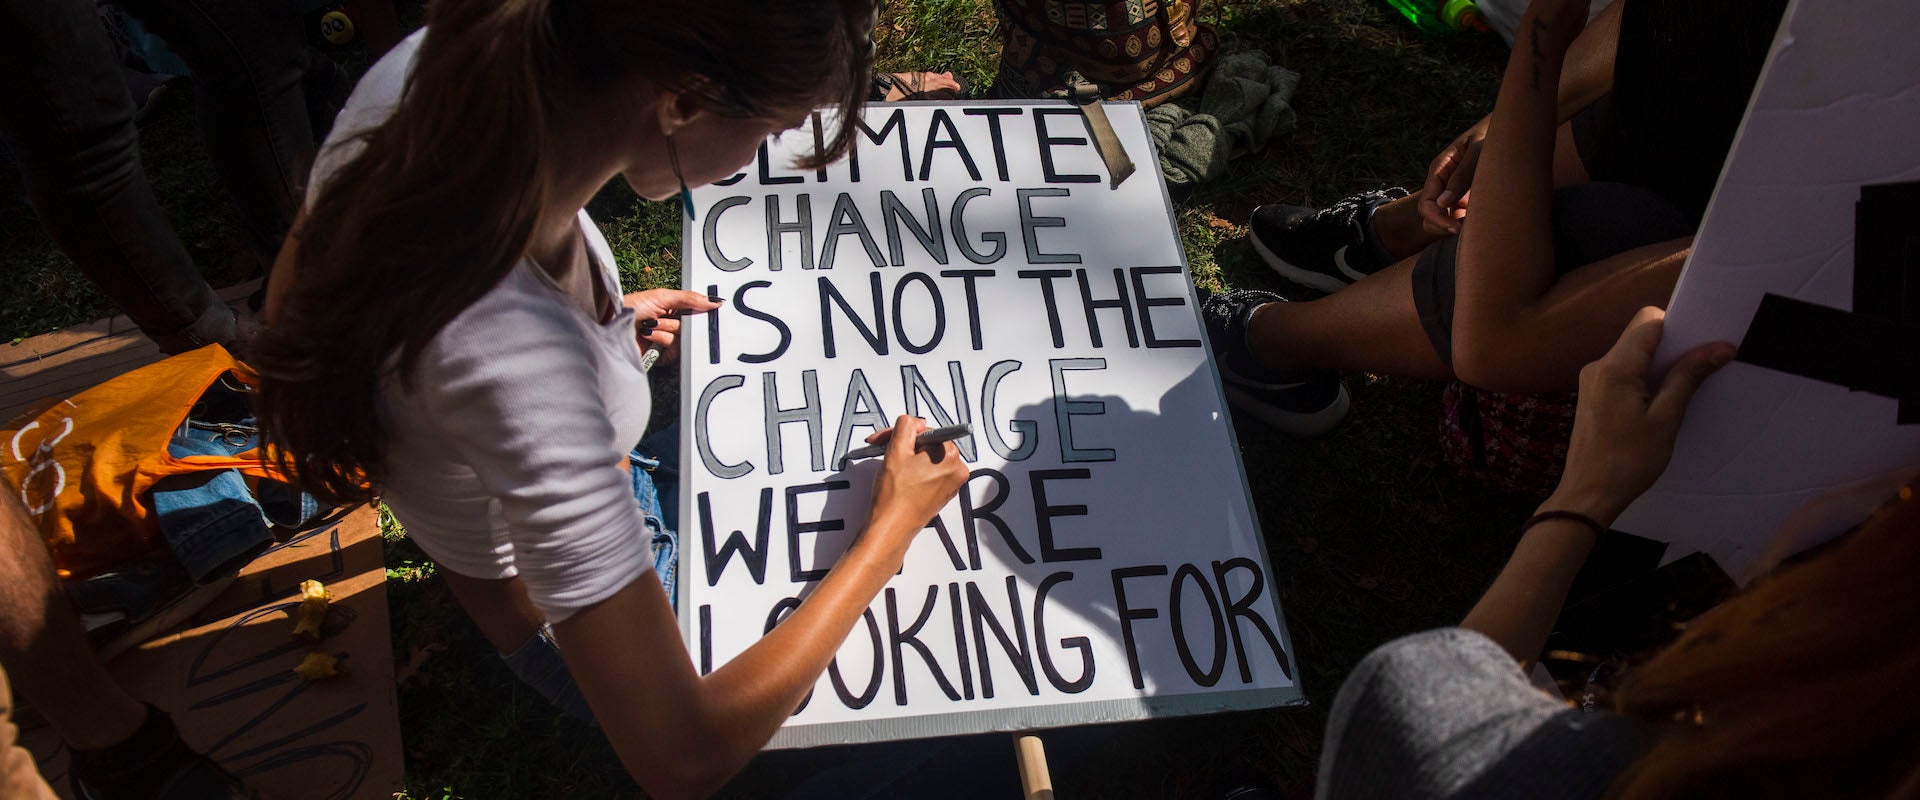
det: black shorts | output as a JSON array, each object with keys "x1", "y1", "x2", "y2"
[
  {"x1": 1410, "y1": 181, "x2": 1691, "y2": 368},
  {"x1": 1412, "y1": 0, "x2": 1788, "y2": 367}
]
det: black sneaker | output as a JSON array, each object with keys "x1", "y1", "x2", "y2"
[
  {"x1": 1199, "y1": 289, "x2": 1350, "y2": 437},
  {"x1": 70, "y1": 705, "x2": 256, "y2": 800},
  {"x1": 1248, "y1": 188, "x2": 1408, "y2": 294}
]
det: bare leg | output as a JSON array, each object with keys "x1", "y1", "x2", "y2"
[
  {"x1": 1369, "y1": 119, "x2": 1597, "y2": 261},
  {"x1": 1248, "y1": 236, "x2": 1693, "y2": 393},
  {"x1": 1248, "y1": 254, "x2": 1455, "y2": 381},
  {"x1": 0, "y1": 485, "x2": 145, "y2": 752}
]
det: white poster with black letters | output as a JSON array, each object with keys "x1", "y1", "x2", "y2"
[
  {"x1": 1622, "y1": 0, "x2": 1920, "y2": 578},
  {"x1": 676, "y1": 101, "x2": 1303, "y2": 748}
]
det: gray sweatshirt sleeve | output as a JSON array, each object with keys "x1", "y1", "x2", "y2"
[{"x1": 1316, "y1": 628, "x2": 1646, "y2": 800}]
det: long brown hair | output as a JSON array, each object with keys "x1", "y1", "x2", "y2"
[
  {"x1": 252, "y1": 0, "x2": 874, "y2": 503},
  {"x1": 1609, "y1": 484, "x2": 1920, "y2": 798}
]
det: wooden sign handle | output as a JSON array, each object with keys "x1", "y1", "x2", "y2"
[{"x1": 1015, "y1": 733, "x2": 1055, "y2": 800}]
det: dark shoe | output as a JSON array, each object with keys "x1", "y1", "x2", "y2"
[
  {"x1": 70, "y1": 705, "x2": 255, "y2": 800},
  {"x1": 1199, "y1": 288, "x2": 1350, "y2": 437},
  {"x1": 68, "y1": 558, "x2": 241, "y2": 662},
  {"x1": 1248, "y1": 188, "x2": 1409, "y2": 293}
]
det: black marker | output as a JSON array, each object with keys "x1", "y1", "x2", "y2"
[{"x1": 837, "y1": 423, "x2": 974, "y2": 468}]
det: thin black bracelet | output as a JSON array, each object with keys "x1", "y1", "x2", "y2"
[{"x1": 1521, "y1": 510, "x2": 1608, "y2": 538}]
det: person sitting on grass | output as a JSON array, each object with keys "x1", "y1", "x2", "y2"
[
  {"x1": 1200, "y1": 0, "x2": 1786, "y2": 437},
  {"x1": 1316, "y1": 306, "x2": 1920, "y2": 800},
  {"x1": 251, "y1": 0, "x2": 972, "y2": 797}
]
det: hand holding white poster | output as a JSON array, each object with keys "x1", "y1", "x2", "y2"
[
  {"x1": 1621, "y1": 0, "x2": 1920, "y2": 577},
  {"x1": 676, "y1": 101, "x2": 1303, "y2": 747}
]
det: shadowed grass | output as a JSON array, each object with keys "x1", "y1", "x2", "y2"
[{"x1": 1, "y1": 2, "x2": 1536, "y2": 796}]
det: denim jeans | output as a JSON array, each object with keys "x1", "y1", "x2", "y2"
[
  {"x1": 0, "y1": 0, "x2": 343, "y2": 351},
  {"x1": 152, "y1": 374, "x2": 323, "y2": 581},
  {"x1": 67, "y1": 374, "x2": 324, "y2": 626}
]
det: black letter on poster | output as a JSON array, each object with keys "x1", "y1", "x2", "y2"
[
  {"x1": 699, "y1": 604, "x2": 713, "y2": 674},
  {"x1": 1033, "y1": 108, "x2": 1100, "y2": 184},
  {"x1": 1214, "y1": 558, "x2": 1292, "y2": 682},
  {"x1": 981, "y1": 361, "x2": 1039, "y2": 460},
  {"x1": 891, "y1": 272, "x2": 947, "y2": 355},
  {"x1": 831, "y1": 369, "x2": 890, "y2": 469},
  {"x1": 1171, "y1": 564, "x2": 1227, "y2": 687},
  {"x1": 786, "y1": 481, "x2": 851, "y2": 582},
  {"x1": 886, "y1": 586, "x2": 963, "y2": 704},
  {"x1": 733, "y1": 281, "x2": 792, "y2": 364},
  {"x1": 819, "y1": 192, "x2": 887, "y2": 270},
  {"x1": 969, "y1": 576, "x2": 1040, "y2": 698},
  {"x1": 702, "y1": 196, "x2": 752, "y2": 271},
  {"x1": 1112, "y1": 565, "x2": 1169, "y2": 690},
  {"x1": 963, "y1": 107, "x2": 1020, "y2": 181},
  {"x1": 1077, "y1": 268, "x2": 1139, "y2": 348},
  {"x1": 882, "y1": 189, "x2": 949, "y2": 266},
  {"x1": 763, "y1": 370, "x2": 825, "y2": 475},
  {"x1": 1050, "y1": 358, "x2": 1117, "y2": 462},
  {"x1": 951, "y1": 188, "x2": 1008, "y2": 264},
  {"x1": 1034, "y1": 572, "x2": 1094, "y2": 693},
  {"x1": 1030, "y1": 468, "x2": 1101, "y2": 562},
  {"x1": 939, "y1": 269, "x2": 993, "y2": 350},
  {"x1": 919, "y1": 109, "x2": 983, "y2": 181},
  {"x1": 946, "y1": 582, "x2": 975, "y2": 700},
  {"x1": 902, "y1": 362, "x2": 977, "y2": 461},
  {"x1": 1017, "y1": 188, "x2": 1081, "y2": 265},
  {"x1": 1131, "y1": 266, "x2": 1202, "y2": 349},
  {"x1": 765, "y1": 194, "x2": 814, "y2": 271},
  {"x1": 820, "y1": 273, "x2": 889, "y2": 357},
  {"x1": 959, "y1": 468, "x2": 1035, "y2": 568},
  {"x1": 1737, "y1": 181, "x2": 1920, "y2": 423},
  {"x1": 756, "y1": 141, "x2": 802, "y2": 185},
  {"x1": 698, "y1": 489, "x2": 771, "y2": 586},
  {"x1": 695, "y1": 375, "x2": 753, "y2": 478},
  {"x1": 849, "y1": 108, "x2": 914, "y2": 183},
  {"x1": 1017, "y1": 269, "x2": 1072, "y2": 348}
]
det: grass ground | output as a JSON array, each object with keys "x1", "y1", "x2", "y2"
[{"x1": 0, "y1": 1, "x2": 1542, "y2": 796}]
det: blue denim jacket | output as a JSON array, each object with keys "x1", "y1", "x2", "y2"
[
  {"x1": 151, "y1": 374, "x2": 323, "y2": 582},
  {"x1": 68, "y1": 374, "x2": 327, "y2": 627}
]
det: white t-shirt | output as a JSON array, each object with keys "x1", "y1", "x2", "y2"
[{"x1": 308, "y1": 30, "x2": 655, "y2": 623}]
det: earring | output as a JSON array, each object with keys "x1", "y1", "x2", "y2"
[{"x1": 667, "y1": 134, "x2": 695, "y2": 221}]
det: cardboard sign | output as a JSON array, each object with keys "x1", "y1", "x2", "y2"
[
  {"x1": 22, "y1": 507, "x2": 403, "y2": 799},
  {"x1": 7, "y1": 306, "x2": 401, "y2": 799},
  {"x1": 677, "y1": 101, "x2": 1302, "y2": 748},
  {"x1": 1621, "y1": 0, "x2": 1920, "y2": 577}
]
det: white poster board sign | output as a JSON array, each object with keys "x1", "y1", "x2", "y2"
[
  {"x1": 1621, "y1": 0, "x2": 1920, "y2": 577},
  {"x1": 677, "y1": 101, "x2": 1303, "y2": 748}
]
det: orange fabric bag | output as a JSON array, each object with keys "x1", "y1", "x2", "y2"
[{"x1": 2, "y1": 345, "x2": 291, "y2": 579}]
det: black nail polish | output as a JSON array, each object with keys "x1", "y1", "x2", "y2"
[
  {"x1": 639, "y1": 319, "x2": 658, "y2": 331},
  {"x1": 707, "y1": 293, "x2": 724, "y2": 303}
]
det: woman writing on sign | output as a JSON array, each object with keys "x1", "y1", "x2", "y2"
[{"x1": 251, "y1": 0, "x2": 970, "y2": 795}]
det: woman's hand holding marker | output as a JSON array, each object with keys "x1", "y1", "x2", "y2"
[{"x1": 863, "y1": 416, "x2": 970, "y2": 553}]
